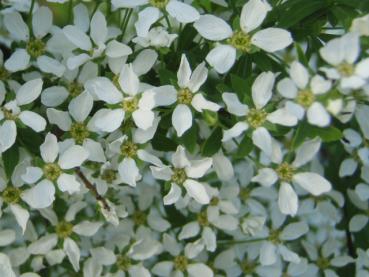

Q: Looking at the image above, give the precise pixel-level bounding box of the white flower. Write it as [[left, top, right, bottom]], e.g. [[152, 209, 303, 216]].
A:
[[0, 78, 45, 153], [319, 32, 369, 90], [222, 71, 297, 157], [86, 64, 156, 132], [194, 0, 293, 73], [150, 145, 212, 205], [133, 26, 178, 48], [252, 137, 331, 216], [277, 61, 332, 127], [4, 8, 65, 76], [21, 133, 89, 208], [153, 54, 220, 137]]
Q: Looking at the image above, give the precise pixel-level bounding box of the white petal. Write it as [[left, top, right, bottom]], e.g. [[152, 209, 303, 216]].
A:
[[85, 77, 123, 104], [172, 145, 191, 168], [21, 180, 55, 209], [187, 263, 213, 277], [59, 145, 89, 169], [57, 173, 81, 194], [278, 182, 298, 216], [46, 108, 72, 131], [119, 64, 139, 96], [292, 137, 321, 168], [194, 15, 232, 41], [267, 108, 298, 126], [240, 0, 271, 33], [68, 92, 93, 122], [0, 120, 17, 153], [132, 49, 158, 76], [356, 58, 369, 79], [0, 253, 16, 277], [292, 172, 331, 196], [185, 158, 212, 178], [132, 109, 154, 130], [278, 244, 301, 263], [307, 102, 330, 127], [137, 149, 163, 166], [252, 127, 272, 157], [21, 166, 43, 184], [206, 45, 236, 74], [67, 54, 91, 70], [105, 40, 132, 58], [4, 49, 30, 72], [342, 32, 360, 64], [4, 12, 29, 41], [152, 85, 177, 107], [64, 238, 80, 272], [32, 6, 52, 38], [83, 139, 106, 163], [172, 104, 192, 137], [135, 7, 160, 37], [212, 151, 234, 181], [10, 204, 30, 234], [90, 11, 107, 46], [277, 78, 298, 99], [177, 54, 191, 88], [16, 78, 43, 105], [280, 222, 309, 240], [40, 133, 59, 163], [63, 25, 92, 51], [0, 229, 15, 246], [183, 179, 210, 204], [167, 1, 200, 23], [319, 36, 344, 66], [311, 75, 331, 95], [349, 215, 369, 232], [112, 0, 147, 8], [118, 158, 141, 187], [164, 183, 182, 205], [222, 92, 247, 116], [37, 56, 65, 77], [92, 108, 125, 132], [252, 71, 275, 109], [252, 28, 293, 52], [178, 222, 200, 240], [260, 242, 277, 265], [73, 3, 90, 32], [19, 111, 46, 132], [251, 168, 278, 187], [41, 86, 69, 107], [73, 221, 103, 236], [28, 234, 58, 255], [290, 61, 309, 89], [191, 94, 220, 112], [222, 122, 248, 142]]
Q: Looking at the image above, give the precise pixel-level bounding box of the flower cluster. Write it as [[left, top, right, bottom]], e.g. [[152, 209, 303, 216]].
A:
[[0, 0, 368, 276]]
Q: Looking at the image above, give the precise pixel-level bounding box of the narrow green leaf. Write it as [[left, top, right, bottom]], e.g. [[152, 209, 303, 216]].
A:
[[202, 127, 222, 157], [2, 144, 19, 179]]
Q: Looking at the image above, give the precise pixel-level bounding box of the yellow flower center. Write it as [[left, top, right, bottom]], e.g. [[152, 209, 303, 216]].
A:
[[43, 163, 61, 182], [149, 0, 169, 8], [117, 255, 131, 271], [173, 255, 188, 272], [26, 39, 45, 58], [276, 162, 295, 182], [68, 82, 83, 98], [316, 257, 330, 270], [269, 229, 281, 244], [337, 62, 354, 77], [171, 168, 187, 185], [197, 211, 210, 227], [177, 88, 193, 105], [296, 89, 315, 108], [228, 31, 252, 53], [240, 260, 256, 274], [246, 108, 267, 128], [2, 186, 21, 204], [120, 141, 138, 158], [2, 108, 17, 120], [210, 197, 219, 206], [55, 221, 73, 239], [121, 97, 139, 113], [101, 169, 117, 184], [132, 211, 147, 226], [70, 122, 90, 144], [0, 67, 9, 80]]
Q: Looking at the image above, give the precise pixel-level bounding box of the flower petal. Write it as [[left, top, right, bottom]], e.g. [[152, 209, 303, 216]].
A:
[[4, 49, 30, 72], [135, 7, 160, 37], [164, 183, 182, 205], [252, 127, 272, 158], [167, 0, 200, 23], [85, 77, 123, 104], [194, 15, 233, 41], [185, 158, 212, 178], [252, 71, 275, 109], [222, 92, 248, 116], [91, 108, 125, 133], [63, 25, 92, 51], [58, 145, 89, 169], [307, 102, 330, 127], [252, 28, 293, 52], [278, 182, 298, 216], [206, 44, 236, 74], [172, 104, 192, 137], [222, 122, 248, 142], [21, 180, 55, 209], [0, 120, 17, 153], [32, 6, 52, 38], [240, 0, 271, 33], [183, 179, 210, 204], [191, 94, 220, 112], [118, 158, 141, 187], [57, 173, 81, 194], [90, 11, 107, 46], [19, 111, 46, 132], [292, 172, 331, 196], [64, 238, 80, 272], [290, 61, 309, 89], [16, 78, 43, 106]]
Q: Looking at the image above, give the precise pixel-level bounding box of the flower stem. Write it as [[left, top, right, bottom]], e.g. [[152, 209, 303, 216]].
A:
[[27, 0, 36, 33], [218, 237, 267, 245]]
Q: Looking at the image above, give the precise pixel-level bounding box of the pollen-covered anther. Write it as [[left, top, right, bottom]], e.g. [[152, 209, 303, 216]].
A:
[[120, 141, 138, 158], [55, 221, 73, 239], [2, 187, 21, 204], [246, 108, 267, 128], [117, 255, 131, 271], [68, 82, 83, 98], [228, 31, 252, 53], [177, 88, 193, 105], [101, 169, 117, 184], [70, 122, 90, 144], [149, 0, 169, 9], [26, 39, 45, 58], [173, 255, 189, 272], [171, 168, 187, 185], [276, 162, 295, 182], [121, 97, 139, 113], [43, 163, 62, 181], [337, 62, 355, 77], [296, 89, 315, 108], [197, 211, 209, 227]]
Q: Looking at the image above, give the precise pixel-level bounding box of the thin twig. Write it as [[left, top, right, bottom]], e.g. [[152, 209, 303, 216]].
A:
[[76, 168, 110, 211]]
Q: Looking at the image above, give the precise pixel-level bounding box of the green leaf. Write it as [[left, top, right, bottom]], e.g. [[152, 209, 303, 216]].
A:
[[202, 127, 222, 157], [234, 135, 253, 159], [2, 144, 19, 179], [17, 128, 43, 155], [312, 126, 343, 142], [230, 74, 252, 105], [180, 124, 198, 153], [151, 129, 177, 152]]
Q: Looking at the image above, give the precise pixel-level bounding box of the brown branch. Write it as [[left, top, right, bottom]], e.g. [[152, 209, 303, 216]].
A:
[[76, 168, 110, 211]]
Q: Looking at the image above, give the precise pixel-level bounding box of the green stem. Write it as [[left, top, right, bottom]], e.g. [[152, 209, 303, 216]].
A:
[[68, 0, 74, 24], [27, 0, 36, 34], [218, 237, 267, 245], [164, 13, 172, 32]]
